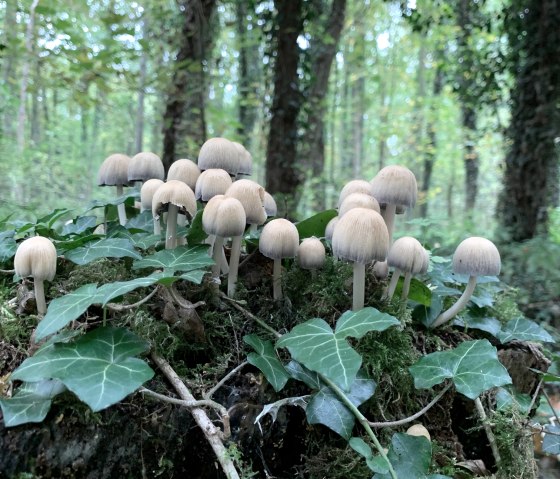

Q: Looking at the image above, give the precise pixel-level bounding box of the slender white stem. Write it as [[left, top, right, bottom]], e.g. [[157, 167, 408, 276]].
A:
[[227, 236, 242, 297], [353, 262, 365, 311], [382, 204, 396, 245], [401, 272, 412, 300], [206, 234, 215, 256], [385, 269, 401, 300], [166, 204, 178, 249], [273, 258, 282, 300], [432, 276, 477, 328], [176, 214, 186, 246], [249, 223, 258, 234], [220, 245, 229, 274], [116, 184, 127, 226], [212, 236, 225, 279], [153, 217, 161, 236], [34, 279, 46, 315]]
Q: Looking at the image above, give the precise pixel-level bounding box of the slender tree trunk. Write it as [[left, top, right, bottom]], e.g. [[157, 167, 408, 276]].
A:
[[265, 0, 305, 217], [378, 75, 388, 171], [31, 58, 41, 146], [341, 45, 352, 176], [2, 0, 18, 136], [135, 21, 148, 154], [351, 25, 365, 179]]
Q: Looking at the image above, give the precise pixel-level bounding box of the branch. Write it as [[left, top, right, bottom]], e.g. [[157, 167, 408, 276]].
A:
[[542, 386, 560, 424], [474, 396, 502, 468], [105, 286, 159, 311], [168, 284, 205, 309], [0, 268, 14, 274], [204, 361, 249, 400]]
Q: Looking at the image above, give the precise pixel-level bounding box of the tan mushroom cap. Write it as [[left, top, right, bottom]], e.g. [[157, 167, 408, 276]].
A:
[[452, 237, 501, 276], [98, 153, 131, 186], [406, 424, 431, 441], [152, 180, 197, 220], [387, 236, 427, 274], [14, 236, 57, 281], [202, 195, 225, 235], [141, 179, 164, 211], [263, 192, 277, 217], [339, 193, 380, 217], [128, 152, 165, 182], [325, 216, 339, 241], [226, 179, 267, 225], [332, 208, 389, 264], [233, 141, 253, 176], [338, 180, 375, 207], [298, 237, 326, 270], [198, 137, 240, 175], [259, 218, 299, 260], [203, 195, 246, 237], [195, 168, 233, 202], [370, 165, 418, 209], [167, 159, 201, 190]]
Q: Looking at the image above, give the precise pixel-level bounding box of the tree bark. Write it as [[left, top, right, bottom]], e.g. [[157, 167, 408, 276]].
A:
[[1, 0, 17, 137], [161, 0, 216, 171], [351, 26, 365, 179], [265, 0, 305, 217], [135, 21, 148, 154]]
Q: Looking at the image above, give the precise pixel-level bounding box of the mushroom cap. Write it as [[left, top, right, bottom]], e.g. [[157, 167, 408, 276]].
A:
[[128, 152, 165, 183], [167, 159, 201, 190], [406, 424, 431, 441], [98, 153, 131, 186], [339, 193, 380, 217], [452, 237, 501, 276], [226, 179, 267, 225], [202, 195, 225, 235], [152, 180, 197, 220], [263, 192, 277, 217], [298, 237, 326, 270], [338, 180, 375, 207], [203, 195, 246, 237], [14, 236, 57, 281], [325, 216, 339, 241], [141, 179, 164, 211], [370, 165, 418, 208], [233, 141, 253, 176], [387, 236, 427, 274], [198, 137, 240, 175], [332, 208, 389, 264], [259, 218, 300, 260], [195, 168, 233, 202]]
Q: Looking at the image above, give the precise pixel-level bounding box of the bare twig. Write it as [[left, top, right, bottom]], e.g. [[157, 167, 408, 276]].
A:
[[527, 379, 543, 413], [106, 286, 159, 311], [168, 284, 205, 309], [150, 352, 240, 479], [0, 268, 15, 274], [474, 396, 502, 468], [542, 387, 560, 424], [204, 361, 249, 400], [238, 249, 257, 270]]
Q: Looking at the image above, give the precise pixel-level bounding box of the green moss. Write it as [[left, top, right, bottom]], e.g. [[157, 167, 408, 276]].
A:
[[61, 258, 131, 292], [492, 287, 525, 323]]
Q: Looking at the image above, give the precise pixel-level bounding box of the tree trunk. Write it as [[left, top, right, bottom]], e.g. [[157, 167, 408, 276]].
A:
[[498, 0, 560, 241], [30, 58, 41, 146], [2, 0, 17, 137], [161, 0, 216, 171], [264, 0, 305, 217], [351, 25, 365, 179], [135, 21, 148, 154]]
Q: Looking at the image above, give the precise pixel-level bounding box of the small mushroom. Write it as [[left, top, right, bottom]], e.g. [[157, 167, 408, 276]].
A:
[[298, 237, 325, 278], [198, 138, 240, 176], [225, 179, 267, 233], [259, 218, 299, 300], [14, 236, 57, 315], [232, 142, 253, 177], [195, 168, 233, 202], [263, 192, 277, 217], [167, 159, 201, 190], [338, 192, 380, 217], [97, 153, 131, 226], [384, 236, 428, 300], [432, 237, 501, 328], [128, 152, 165, 184]]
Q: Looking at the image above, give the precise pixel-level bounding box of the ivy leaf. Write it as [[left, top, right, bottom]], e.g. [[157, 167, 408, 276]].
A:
[[244, 335, 290, 392], [35, 284, 101, 340], [61, 216, 98, 236], [84, 192, 139, 211], [349, 437, 390, 474], [394, 278, 432, 306], [179, 269, 207, 284], [285, 361, 321, 389], [55, 234, 101, 253], [374, 434, 438, 479], [186, 209, 207, 245], [498, 317, 554, 344], [542, 425, 560, 455], [453, 310, 502, 337], [409, 340, 511, 399], [96, 274, 162, 306], [64, 238, 141, 265], [0, 230, 17, 262], [295, 209, 337, 239], [12, 327, 154, 412], [133, 245, 214, 274], [495, 387, 532, 414], [125, 210, 154, 232], [335, 308, 400, 338], [412, 294, 443, 328], [131, 233, 161, 250]]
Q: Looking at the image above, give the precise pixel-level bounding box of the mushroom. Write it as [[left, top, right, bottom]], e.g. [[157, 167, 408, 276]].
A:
[[259, 218, 299, 300], [384, 236, 428, 300], [225, 179, 267, 233], [97, 153, 131, 226], [298, 237, 325, 278], [198, 137, 240, 176], [338, 192, 380, 218], [431, 237, 501, 328], [128, 152, 165, 184], [195, 168, 233, 202], [338, 179, 375, 208], [406, 424, 431, 441], [14, 236, 57, 315], [232, 142, 253, 177], [141, 179, 164, 235], [152, 180, 197, 249], [167, 159, 201, 190], [263, 192, 277, 217], [332, 208, 389, 311], [325, 216, 339, 242]]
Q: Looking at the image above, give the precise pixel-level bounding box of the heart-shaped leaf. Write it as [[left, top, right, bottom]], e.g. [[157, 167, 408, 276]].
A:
[[12, 327, 154, 412], [96, 273, 162, 306], [245, 335, 290, 392], [285, 361, 321, 390], [498, 317, 554, 344], [186, 209, 207, 245], [409, 339, 511, 399], [61, 216, 98, 236], [133, 245, 214, 274], [542, 425, 560, 455], [0, 230, 17, 262], [125, 210, 154, 233], [295, 209, 337, 239], [64, 238, 141, 265]]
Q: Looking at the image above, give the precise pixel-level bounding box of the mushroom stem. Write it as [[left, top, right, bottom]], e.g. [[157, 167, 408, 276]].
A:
[[34, 279, 47, 315], [432, 275, 477, 328], [116, 184, 127, 226], [166, 204, 179, 249], [176, 214, 187, 246], [249, 223, 258, 235], [154, 216, 161, 237], [353, 262, 366, 311], [227, 236, 242, 297], [385, 269, 401, 300], [381, 204, 396, 245], [273, 259, 282, 300], [212, 236, 225, 280], [401, 272, 412, 300], [220, 247, 229, 274]]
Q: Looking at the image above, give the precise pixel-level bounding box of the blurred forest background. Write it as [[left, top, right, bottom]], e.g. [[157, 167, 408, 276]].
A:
[[0, 0, 559, 319]]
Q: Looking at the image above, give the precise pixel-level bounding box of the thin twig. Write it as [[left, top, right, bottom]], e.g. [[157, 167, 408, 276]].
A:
[[0, 268, 15, 274], [474, 396, 502, 468], [140, 387, 228, 418], [542, 387, 560, 424], [238, 249, 257, 270], [204, 361, 249, 400], [368, 383, 452, 428], [168, 284, 205, 309], [150, 352, 240, 479], [527, 379, 543, 413], [106, 286, 159, 311]]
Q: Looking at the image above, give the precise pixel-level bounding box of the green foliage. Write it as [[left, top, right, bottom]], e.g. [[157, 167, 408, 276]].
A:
[[244, 334, 290, 392]]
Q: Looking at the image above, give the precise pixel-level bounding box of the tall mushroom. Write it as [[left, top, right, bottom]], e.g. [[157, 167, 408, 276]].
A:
[[338, 179, 375, 207], [167, 159, 201, 190], [263, 192, 277, 217], [338, 192, 380, 217], [384, 236, 428, 300], [232, 141, 253, 178], [141, 179, 164, 235], [259, 219, 300, 300], [198, 137, 240, 177], [195, 168, 233, 202], [128, 152, 165, 184], [14, 236, 57, 315], [225, 179, 267, 233], [97, 153, 131, 226], [431, 237, 501, 328], [332, 208, 389, 311]]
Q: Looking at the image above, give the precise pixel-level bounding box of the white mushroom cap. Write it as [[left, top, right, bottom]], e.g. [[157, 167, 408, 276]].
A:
[[195, 168, 233, 202], [198, 137, 240, 175], [325, 216, 339, 241], [226, 179, 267, 225], [339, 193, 380, 217], [338, 180, 375, 207], [406, 424, 431, 441], [263, 192, 277, 217], [370, 165, 418, 209], [202, 195, 225, 235], [14, 236, 57, 281], [203, 195, 246, 237], [387, 236, 426, 274], [233, 141, 253, 176], [152, 180, 197, 220], [332, 208, 389, 264], [298, 237, 326, 270], [452, 237, 501, 276], [167, 159, 201, 190], [98, 153, 131, 186], [259, 218, 299, 260], [141, 179, 164, 211], [128, 152, 165, 182]]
